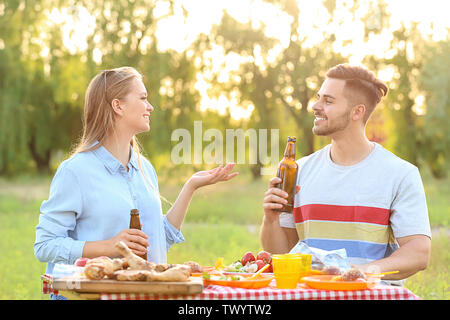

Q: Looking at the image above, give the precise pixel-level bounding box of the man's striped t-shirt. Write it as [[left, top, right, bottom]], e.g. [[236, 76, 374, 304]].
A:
[[280, 143, 431, 265]]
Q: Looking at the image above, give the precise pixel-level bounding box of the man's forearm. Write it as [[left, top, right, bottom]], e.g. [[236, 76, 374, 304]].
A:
[[260, 215, 291, 254], [352, 236, 431, 280]]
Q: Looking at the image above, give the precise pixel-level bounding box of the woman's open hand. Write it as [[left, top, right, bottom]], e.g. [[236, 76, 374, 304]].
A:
[[186, 163, 238, 191]]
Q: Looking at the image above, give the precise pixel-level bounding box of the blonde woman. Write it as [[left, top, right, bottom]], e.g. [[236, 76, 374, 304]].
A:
[[34, 67, 238, 285]]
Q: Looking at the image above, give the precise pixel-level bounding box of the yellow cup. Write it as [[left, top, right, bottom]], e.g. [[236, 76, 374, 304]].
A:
[[272, 254, 302, 289], [296, 254, 312, 283]]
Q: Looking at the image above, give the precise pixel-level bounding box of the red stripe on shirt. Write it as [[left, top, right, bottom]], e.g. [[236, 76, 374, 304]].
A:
[[293, 204, 390, 225]]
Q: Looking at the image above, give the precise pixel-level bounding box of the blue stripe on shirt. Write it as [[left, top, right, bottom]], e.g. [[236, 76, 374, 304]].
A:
[[303, 238, 388, 261]]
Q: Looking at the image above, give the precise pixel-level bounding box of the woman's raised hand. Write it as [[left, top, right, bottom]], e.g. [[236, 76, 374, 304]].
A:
[[186, 163, 239, 190]]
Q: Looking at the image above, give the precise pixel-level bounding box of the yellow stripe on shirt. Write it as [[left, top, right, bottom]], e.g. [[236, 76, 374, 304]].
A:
[[296, 220, 390, 244]]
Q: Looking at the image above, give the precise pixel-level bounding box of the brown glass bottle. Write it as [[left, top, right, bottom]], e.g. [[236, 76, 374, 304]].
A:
[[275, 136, 298, 213], [129, 209, 147, 260]]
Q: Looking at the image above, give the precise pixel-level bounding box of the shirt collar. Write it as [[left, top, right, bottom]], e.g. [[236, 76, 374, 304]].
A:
[[128, 147, 139, 171], [92, 141, 139, 174]]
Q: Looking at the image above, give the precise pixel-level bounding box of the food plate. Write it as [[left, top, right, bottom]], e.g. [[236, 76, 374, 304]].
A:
[[308, 270, 322, 276], [301, 275, 380, 291], [191, 266, 218, 277], [203, 274, 274, 289], [223, 270, 320, 276], [223, 271, 274, 276]]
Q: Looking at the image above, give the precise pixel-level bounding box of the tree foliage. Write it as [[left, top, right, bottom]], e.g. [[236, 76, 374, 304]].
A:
[[0, 0, 448, 179], [418, 40, 450, 178]]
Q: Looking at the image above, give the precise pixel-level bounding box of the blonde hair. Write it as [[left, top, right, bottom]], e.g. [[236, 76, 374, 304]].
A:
[[72, 66, 173, 206], [72, 67, 140, 155]]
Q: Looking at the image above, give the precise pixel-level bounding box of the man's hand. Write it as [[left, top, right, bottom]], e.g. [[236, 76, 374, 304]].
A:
[[260, 177, 300, 254], [263, 177, 300, 218]]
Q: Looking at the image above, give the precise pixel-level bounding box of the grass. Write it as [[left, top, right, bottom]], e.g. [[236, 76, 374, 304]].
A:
[[160, 173, 267, 225], [167, 223, 261, 265], [404, 230, 449, 300], [0, 196, 47, 299], [419, 165, 450, 227], [0, 164, 448, 300]]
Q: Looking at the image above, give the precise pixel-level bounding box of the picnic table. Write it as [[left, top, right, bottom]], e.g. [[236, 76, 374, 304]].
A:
[[41, 274, 420, 300]]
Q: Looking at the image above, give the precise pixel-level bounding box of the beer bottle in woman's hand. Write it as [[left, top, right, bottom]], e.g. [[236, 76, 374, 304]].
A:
[[129, 209, 147, 260]]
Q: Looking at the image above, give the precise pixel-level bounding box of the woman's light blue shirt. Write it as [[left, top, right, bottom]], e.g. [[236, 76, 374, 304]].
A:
[[34, 143, 184, 274]]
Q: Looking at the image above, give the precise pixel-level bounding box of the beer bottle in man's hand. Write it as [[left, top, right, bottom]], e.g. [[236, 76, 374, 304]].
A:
[[129, 209, 147, 260], [275, 136, 298, 213]]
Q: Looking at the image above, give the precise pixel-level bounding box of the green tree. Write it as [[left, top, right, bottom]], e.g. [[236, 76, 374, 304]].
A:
[[68, 0, 202, 172], [194, 0, 346, 180], [0, 0, 57, 174], [383, 24, 423, 166], [0, 0, 203, 174], [418, 39, 450, 178]]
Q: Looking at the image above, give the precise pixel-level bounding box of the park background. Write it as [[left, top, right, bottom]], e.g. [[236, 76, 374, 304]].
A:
[[0, 0, 448, 299]]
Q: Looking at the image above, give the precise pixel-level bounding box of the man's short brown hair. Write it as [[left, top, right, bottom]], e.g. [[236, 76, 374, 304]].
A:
[[326, 64, 388, 122]]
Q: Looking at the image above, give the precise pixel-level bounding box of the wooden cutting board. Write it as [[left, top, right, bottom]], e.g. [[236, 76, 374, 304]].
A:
[[53, 276, 203, 295]]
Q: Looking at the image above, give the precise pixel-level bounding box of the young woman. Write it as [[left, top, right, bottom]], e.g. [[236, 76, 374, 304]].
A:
[[34, 67, 238, 280]]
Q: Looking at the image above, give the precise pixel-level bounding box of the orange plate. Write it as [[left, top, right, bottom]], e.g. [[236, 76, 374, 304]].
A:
[[202, 266, 215, 272], [203, 274, 274, 289], [302, 275, 380, 291], [308, 270, 322, 276], [191, 266, 218, 277]]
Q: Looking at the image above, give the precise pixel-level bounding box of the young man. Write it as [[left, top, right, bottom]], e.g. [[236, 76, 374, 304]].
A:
[[260, 64, 431, 282]]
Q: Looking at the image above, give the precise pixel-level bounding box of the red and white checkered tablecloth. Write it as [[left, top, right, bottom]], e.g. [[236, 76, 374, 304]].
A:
[[41, 275, 420, 300], [42, 275, 57, 295]]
